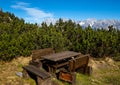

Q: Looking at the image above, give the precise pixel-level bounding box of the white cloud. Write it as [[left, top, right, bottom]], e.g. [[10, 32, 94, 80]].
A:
[[24, 8, 53, 18], [11, 2, 53, 23], [11, 2, 30, 10]]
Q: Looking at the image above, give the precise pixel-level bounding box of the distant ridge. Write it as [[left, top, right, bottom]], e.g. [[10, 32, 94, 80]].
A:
[[77, 19, 120, 29], [43, 18, 120, 29]]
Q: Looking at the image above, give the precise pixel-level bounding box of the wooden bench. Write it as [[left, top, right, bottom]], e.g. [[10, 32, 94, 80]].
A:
[[30, 48, 55, 68], [69, 54, 90, 73], [23, 65, 51, 85], [32, 48, 55, 61]]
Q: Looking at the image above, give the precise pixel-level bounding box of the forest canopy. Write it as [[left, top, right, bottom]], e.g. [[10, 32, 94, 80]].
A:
[[0, 11, 120, 61]]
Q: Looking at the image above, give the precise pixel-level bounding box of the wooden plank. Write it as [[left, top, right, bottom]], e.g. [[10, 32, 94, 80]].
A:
[[53, 62, 69, 68], [72, 54, 89, 74], [59, 71, 72, 83], [74, 54, 89, 69], [75, 57, 87, 69], [59, 71, 76, 85], [41, 51, 81, 62], [23, 65, 50, 79], [69, 60, 75, 72]]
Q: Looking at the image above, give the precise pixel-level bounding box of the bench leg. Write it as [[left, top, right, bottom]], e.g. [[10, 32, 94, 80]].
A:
[[37, 77, 51, 85], [72, 72, 76, 85], [37, 77, 42, 85], [23, 69, 30, 79], [83, 65, 88, 74], [87, 66, 92, 76]]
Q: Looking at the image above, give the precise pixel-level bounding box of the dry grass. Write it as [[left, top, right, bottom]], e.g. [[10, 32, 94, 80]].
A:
[[0, 56, 36, 85], [88, 57, 120, 85], [0, 56, 120, 85]]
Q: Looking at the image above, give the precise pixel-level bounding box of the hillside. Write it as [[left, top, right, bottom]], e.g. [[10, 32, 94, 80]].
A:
[[0, 10, 120, 85]]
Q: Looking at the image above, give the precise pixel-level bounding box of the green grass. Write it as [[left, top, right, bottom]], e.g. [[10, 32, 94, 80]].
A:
[[50, 69, 120, 85], [52, 78, 64, 85], [104, 75, 120, 85], [24, 78, 36, 85], [76, 73, 91, 85], [101, 68, 120, 85]]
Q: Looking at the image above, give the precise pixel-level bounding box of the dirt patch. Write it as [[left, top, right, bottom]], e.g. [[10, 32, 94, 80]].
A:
[[88, 57, 119, 71]]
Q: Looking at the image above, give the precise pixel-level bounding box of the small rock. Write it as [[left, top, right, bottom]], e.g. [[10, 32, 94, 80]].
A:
[[16, 72, 23, 77]]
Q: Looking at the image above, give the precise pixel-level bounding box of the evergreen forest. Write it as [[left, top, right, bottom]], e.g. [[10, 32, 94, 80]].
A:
[[0, 11, 120, 61]]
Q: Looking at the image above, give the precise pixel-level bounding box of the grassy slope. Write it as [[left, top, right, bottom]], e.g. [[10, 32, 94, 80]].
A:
[[0, 57, 120, 85], [72, 57, 120, 85], [0, 56, 36, 85]]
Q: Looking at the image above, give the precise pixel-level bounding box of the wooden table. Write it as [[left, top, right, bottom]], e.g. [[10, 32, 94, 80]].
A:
[[41, 51, 81, 73], [41, 51, 81, 62]]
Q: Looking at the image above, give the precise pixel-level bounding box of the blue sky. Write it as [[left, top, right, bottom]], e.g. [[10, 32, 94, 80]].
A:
[[0, 0, 120, 23]]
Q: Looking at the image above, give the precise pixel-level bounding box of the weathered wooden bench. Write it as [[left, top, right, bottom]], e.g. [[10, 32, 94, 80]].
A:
[[32, 48, 55, 61], [30, 48, 55, 68], [23, 65, 51, 85], [74, 54, 89, 73], [69, 54, 90, 73]]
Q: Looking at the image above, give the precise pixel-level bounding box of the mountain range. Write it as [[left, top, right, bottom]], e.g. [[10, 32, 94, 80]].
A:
[[44, 18, 120, 29], [78, 19, 120, 29]]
